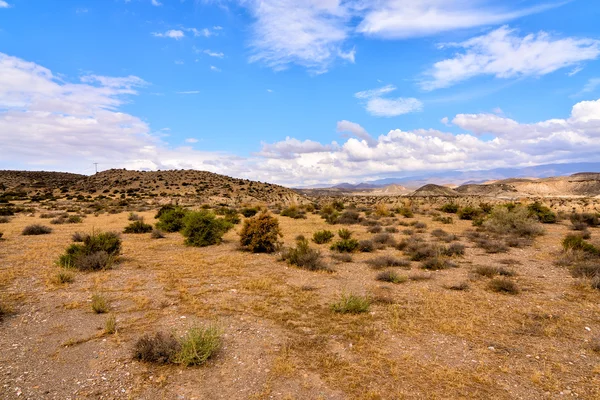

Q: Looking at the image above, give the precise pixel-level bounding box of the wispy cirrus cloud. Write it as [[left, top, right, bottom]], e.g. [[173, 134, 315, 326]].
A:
[[356, 0, 561, 39], [204, 50, 224, 58], [0, 1, 11, 8], [238, 0, 564, 74], [421, 26, 600, 90], [244, 0, 354, 73], [355, 85, 423, 117]]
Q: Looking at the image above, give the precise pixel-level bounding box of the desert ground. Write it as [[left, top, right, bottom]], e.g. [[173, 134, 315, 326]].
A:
[[1, 195, 599, 400]]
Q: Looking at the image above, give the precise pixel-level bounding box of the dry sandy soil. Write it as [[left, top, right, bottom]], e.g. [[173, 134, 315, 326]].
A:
[[1, 206, 600, 399]]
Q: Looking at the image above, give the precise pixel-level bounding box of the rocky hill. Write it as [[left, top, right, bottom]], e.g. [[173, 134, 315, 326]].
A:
[[0, 170, 85, 193], [0, 169, 307, 205], [410, 184, 458, 197]]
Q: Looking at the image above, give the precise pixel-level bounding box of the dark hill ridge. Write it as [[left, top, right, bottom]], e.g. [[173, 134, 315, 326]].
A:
[[0, 170, 85, 192], [0, 169, 307, 205], [411, 184, 458, 197]]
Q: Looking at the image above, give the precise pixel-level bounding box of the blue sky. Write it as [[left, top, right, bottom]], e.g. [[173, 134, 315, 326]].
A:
[[1, 0, 600, 185]]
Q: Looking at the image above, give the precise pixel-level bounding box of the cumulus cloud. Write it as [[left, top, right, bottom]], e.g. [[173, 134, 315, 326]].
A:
[[4, 51, 600, 186], [152, 30, 185, 40], [422, 26, 600, 90], [355, 84, 423, 117], [0, 1, 10, 8]]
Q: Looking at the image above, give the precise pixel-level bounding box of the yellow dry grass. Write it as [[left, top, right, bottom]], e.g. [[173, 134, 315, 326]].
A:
[[0, 204, 599, 399]]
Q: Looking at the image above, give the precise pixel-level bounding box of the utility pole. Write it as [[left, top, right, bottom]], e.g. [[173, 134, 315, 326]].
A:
[[94, 163, 98, 174]]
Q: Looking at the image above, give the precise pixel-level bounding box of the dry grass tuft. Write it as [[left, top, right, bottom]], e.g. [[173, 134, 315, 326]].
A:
[[488, 278, 519, 294], [331, 293, 370, 314]]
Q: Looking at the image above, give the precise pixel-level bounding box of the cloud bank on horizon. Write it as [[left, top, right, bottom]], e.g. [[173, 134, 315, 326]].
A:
[[1, 0, 600, 186]]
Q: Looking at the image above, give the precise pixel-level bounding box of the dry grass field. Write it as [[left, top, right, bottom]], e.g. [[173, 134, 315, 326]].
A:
[[1, 201, 600, 399]]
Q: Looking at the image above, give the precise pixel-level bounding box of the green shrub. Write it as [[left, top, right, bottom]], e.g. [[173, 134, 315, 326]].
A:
[[239, 212, 282, 253], [241, 207, 259, 218], [155, 206, 188, 232], [396, 207, 414, 218], [22, 224, 52, 235], [440, 203, 459, 213], [123, 219, 153, 234], [457, 206, 480, 220], [528, 202, 557, 224], [181, 211, 232, 247], [330, 238, 359, 253], [338, 228, 352, 240], [281, 205, 306, 219], [172, 325, 222, 366], [58, 231, 121, 271], [331, 293, 370, 314], [312, 230, 334, 244], [562, 234, 599, 255], [376, 270, 408, 284], [281, 237, 330, 271], [483, 206, 544, 237]]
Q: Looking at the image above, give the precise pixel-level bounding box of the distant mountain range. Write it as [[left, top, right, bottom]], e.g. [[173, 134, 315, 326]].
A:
[[304, 162, 600, 190]]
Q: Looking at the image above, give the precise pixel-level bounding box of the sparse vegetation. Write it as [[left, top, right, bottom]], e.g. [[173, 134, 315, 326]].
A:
[[331, 293, 370, 314], [58, 231, 121, 271], [376, 270, 408, 284], [151, 229, 166, 239], [239, 212, 282, 253], [22, 224, 52, 235], [488, 278, 519, 294], [312, 230, 334, 244], [181, 211, 233, 247], [281, 237, 330, 271], [172, 325, 223, 366], [155, 205, 188, 232], [367, 255, 411, 269], [91, 294, 109, 313], [123, 219, 153, 234]]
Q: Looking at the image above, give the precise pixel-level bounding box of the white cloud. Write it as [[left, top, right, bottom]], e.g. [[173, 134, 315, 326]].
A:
[[257, 137, 338, 159], [336, 120, 377, 147], [243, 0, 353, 73], [0, 1, 10, 8], [185, 138, 199, 143], [573, 78, 600, 97], [176, 90, 200, 94], [422, 26, 600, 90], [4, 51, 600, 186], [355, 85, 423, 117], [151, 0, 162, 6], [210, 65, 221, 72], [187, 27, 216, 37], [357, 0, 558, 39], [440, 117, 450, 126], [204, 50, 224, 58], [152, 30, 185, 40]]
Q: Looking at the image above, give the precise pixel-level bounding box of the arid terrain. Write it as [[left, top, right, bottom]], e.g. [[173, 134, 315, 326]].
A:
[[1, 170, 600, 399]]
